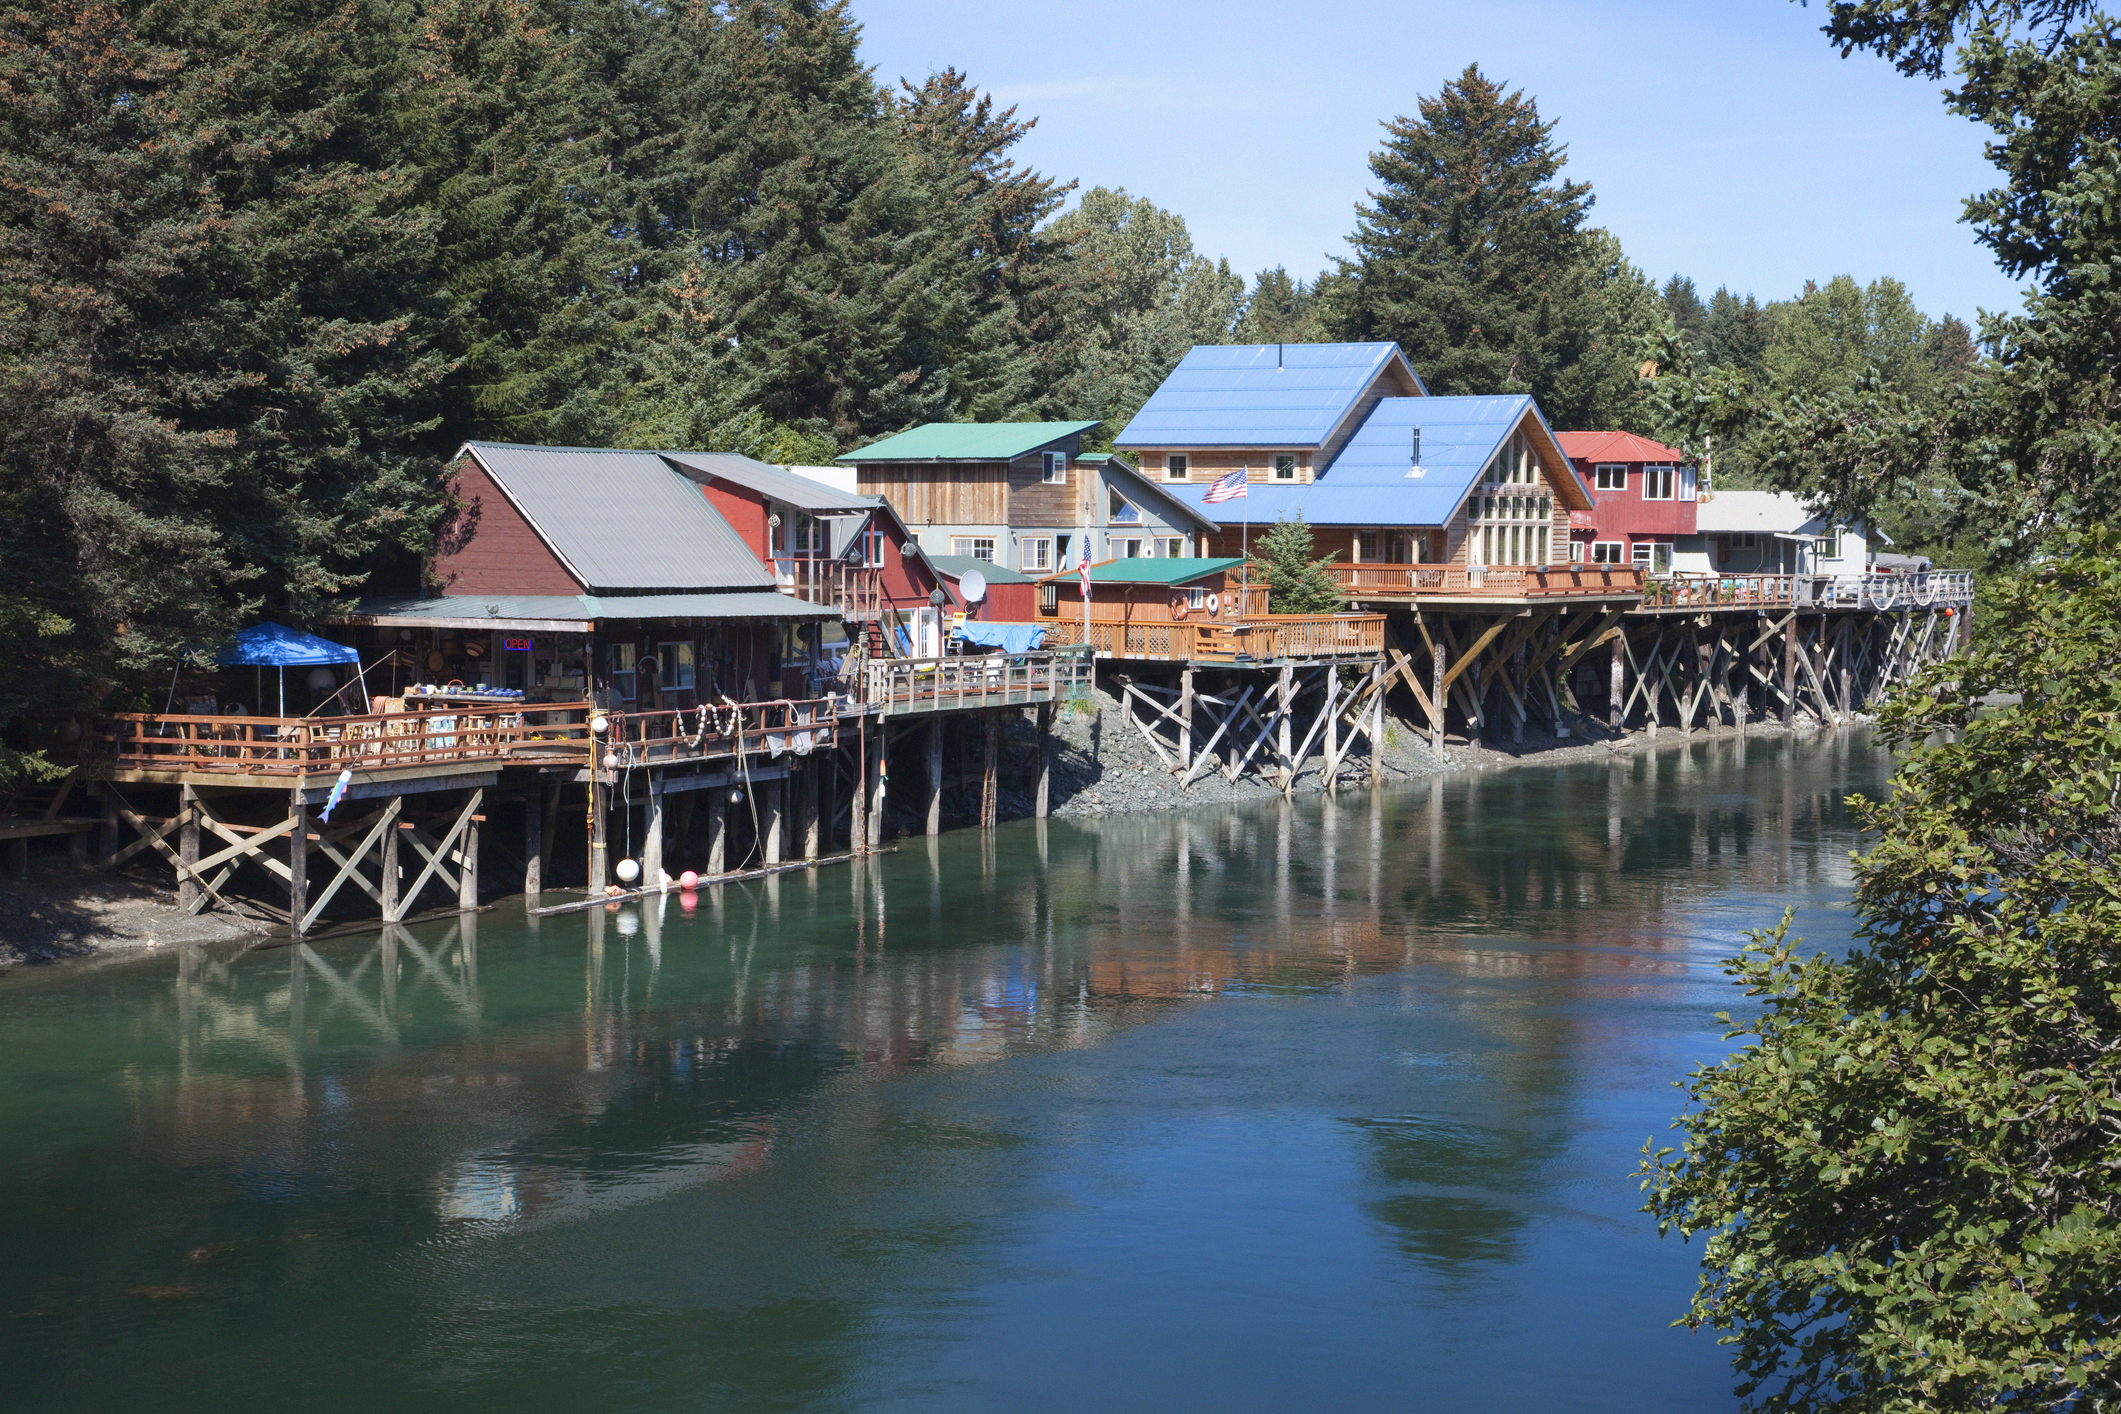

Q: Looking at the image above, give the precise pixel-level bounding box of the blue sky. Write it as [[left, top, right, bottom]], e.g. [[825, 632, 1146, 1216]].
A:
[[853, 0, 2025, 325]]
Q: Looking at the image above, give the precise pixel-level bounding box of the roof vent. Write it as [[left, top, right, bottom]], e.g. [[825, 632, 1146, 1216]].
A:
[[1404, 427, 1425, 479]]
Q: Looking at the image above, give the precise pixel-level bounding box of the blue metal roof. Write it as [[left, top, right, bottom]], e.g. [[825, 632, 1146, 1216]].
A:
[[1113, 342, 1424, 449], [1160, 396, 1534, 528]]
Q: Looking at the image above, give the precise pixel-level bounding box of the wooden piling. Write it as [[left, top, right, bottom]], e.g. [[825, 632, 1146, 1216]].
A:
[[588, 761, 608, 890], [458, 802, 480, 912], [1035, 704, 1052, 820], [763, 774, 784, 865], [926, 718, 943, 837], [288, 791, 309, 939], [981, 712, 999, 829], [1178, 669, 1195, 767], [1609, 634, 1624, 734], [381, 808, 401, 922], [644, 769, 666, 883], [1782, 616, 1798, 726], [523, 785, 542, 896], [706, 790, 727, 875]]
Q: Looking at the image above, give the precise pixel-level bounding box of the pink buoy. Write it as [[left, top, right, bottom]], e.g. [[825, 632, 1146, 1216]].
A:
[[679, 870, 699, 889]]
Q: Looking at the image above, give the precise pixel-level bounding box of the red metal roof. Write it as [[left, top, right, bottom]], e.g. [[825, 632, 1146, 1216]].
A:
[[1554, 430, 1689, 464]]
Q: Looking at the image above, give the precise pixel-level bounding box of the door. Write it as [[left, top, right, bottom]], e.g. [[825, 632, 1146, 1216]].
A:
[[913, 606, 940, 659]]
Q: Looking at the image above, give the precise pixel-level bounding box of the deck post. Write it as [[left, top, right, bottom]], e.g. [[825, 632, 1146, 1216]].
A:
[[1782, 616, 1798, 726], [523, 785, 542, 896], [1035, 704, 1052, 819], [866, 721, 887, 850], [763, 774, 784, 865], [178, 785, 201, 910], [1609, 633, 1624, 734], [926, 717, 943, 836], [706, 790, 727, 875], [1277, 665, 1295, 791], [644, 769, 666, 883], [288, 790, 309, 939], [588, 760, 609, 890], [1178, 669, 1194, 767], [981, 711, 1000, 829], [458, 800, 480, 912], [381, 808, 401, 922]]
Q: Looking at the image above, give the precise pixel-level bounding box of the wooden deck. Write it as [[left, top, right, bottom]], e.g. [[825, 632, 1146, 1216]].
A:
[[1631, 570, 1977, 614], [1042, 613, 1385, 665], [863, 650, 1092, 717], [1326, 564, 1646, 602], [95, 702, 596, 779]]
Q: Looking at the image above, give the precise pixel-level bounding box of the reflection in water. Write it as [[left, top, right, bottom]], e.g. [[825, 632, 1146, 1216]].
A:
[[0, 731, 1882, 1414]]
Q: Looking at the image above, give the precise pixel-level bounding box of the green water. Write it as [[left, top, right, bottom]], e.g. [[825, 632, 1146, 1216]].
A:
[[0, 730, 1888, 1412]]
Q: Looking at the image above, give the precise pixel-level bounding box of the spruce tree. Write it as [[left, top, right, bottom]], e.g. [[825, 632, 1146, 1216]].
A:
[[1233, 266, 1323, 344], [1248, 516, 1344, 616], [1321, 65, 1599, 409]]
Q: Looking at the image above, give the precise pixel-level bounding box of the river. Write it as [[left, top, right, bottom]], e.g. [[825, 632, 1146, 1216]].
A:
[[0, 729, 1889, 1413]]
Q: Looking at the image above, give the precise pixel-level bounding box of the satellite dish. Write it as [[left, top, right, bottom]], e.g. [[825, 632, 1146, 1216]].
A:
[[960, 568, 987, 603]]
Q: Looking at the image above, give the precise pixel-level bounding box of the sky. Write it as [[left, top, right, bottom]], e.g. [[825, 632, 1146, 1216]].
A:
[[851, 0, 2026, 325]]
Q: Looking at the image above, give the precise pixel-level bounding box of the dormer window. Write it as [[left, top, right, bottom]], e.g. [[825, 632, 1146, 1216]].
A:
[[1273, 454, 1298, 481], [1041, 451, 1067, 485], [1165, 453, 1188, 482], [1109, 488, 1141, 524]]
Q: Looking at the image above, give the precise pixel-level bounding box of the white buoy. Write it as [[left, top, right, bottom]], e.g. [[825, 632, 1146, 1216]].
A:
[[615, 857, 640, 884], [603, 751, 620, 769], [591, 715, 610, 735]]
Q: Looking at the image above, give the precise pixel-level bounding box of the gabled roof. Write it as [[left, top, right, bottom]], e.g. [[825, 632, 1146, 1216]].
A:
[[662, 451, 876, 511], [1038, 557, 1246, 587], [1158, 396, 1583, 528], [835, 421, 1100, 463], [1099, 456, 1219, 534], [1114, 342, 1425, 449], [1555, 430, 1690, 464], [461, 442, 773, 594], [925, 554, 1033, 585]]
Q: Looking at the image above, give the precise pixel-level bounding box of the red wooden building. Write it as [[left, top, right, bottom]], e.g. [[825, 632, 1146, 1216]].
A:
[[1553, 431, 1698, 575]]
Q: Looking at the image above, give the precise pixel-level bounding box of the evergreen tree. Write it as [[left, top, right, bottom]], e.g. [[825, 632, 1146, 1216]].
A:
[[1046, 186, 1243, 444], [1247, 515, 1344, 615], [1320, 65, 1598, 407], [1661, 275, 1707, 343], [1233, 266, 1323, 344], [1701, 287, 1769, 374]]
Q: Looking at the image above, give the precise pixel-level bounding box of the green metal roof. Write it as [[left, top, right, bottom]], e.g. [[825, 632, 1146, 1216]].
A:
[[836, 421, 1100, 463], [923, 554, 1034, 584], [1040, 557, 1247, 587]]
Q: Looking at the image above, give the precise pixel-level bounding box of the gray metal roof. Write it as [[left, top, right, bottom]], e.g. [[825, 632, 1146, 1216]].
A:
[[463, 442, 774, 593], [339, 591, 834, 628], [661, 452, 877, 512]]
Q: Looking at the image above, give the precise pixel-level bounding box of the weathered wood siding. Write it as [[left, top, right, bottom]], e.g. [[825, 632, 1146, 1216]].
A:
[[432, 455, 584, 595], [856, 462, 1007, 526], [1007, 456, 1075, 526]]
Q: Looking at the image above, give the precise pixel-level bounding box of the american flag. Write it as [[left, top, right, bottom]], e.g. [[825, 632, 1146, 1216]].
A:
[[1203, 468, 1249, 504], [1079, 552, 1091, 599]]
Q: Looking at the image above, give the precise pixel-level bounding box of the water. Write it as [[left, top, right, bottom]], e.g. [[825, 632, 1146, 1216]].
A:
[[0, 730, 1889, 1413]]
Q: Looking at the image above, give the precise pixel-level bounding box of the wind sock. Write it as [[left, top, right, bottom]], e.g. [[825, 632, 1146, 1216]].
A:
[[321, 768, 352, 822]]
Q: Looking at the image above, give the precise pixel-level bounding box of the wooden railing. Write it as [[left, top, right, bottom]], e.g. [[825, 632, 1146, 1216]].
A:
[[774, 558, 884, 620], [599, 697, 839, 766], [1637, 570, 1975, 612], [1324, 564, 1647, 598], [95, 702, 596, 774], [1044, 613, 1385, 663], [864, 649, 1093, 716]]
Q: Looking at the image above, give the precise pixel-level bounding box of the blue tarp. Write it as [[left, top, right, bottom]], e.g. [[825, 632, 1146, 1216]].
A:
[[955, 622, 1047, 653], [214, 623, 360, 668]]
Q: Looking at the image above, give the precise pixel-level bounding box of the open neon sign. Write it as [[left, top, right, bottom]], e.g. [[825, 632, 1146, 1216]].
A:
[[502, 637, 534, 652]]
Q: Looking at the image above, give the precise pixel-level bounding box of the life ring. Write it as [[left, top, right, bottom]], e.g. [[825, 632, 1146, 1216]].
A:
[[1205, 592, 1220, 616], [1169, 593, 1189, 620]]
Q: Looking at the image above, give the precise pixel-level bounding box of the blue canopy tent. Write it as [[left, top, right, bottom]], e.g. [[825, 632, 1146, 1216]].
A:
[[209, 623, 364, 717]]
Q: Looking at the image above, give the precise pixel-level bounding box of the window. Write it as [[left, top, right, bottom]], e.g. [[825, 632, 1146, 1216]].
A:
[[1815, 529, 1842, 561], [1109, 489, 1141, 524], [1165, 453, 1188, 482], [1591, 541, 1625, 564], [1466, 497, 1482, 522], [609, 643, 637, 702], [658, 642, 696, 691], [1358, 530, 1381, 561], [1055, 534, 1072, 568], [1678, 465, 1698, 502], [1021, 537, 1053, 572], [780, 511, 821, 554], [1538, 496, 1551, 521], [1041, 451, 1067, 485], [1595, 464, 1627, 492], [1155, 536, 1184, 558], [1186, 587, 1207, 610], [1039, 583, 1059, 614], [1111, 536, 1144, 558], [1536, 527, 1548, 564], [1272, 453, 1298, 481], [861, 528, 888, 568], [1632, 541, 1673, 574], [950, 537, 995, 561], [1569, 539, 1585, 563], [1643, 464, 1676, 500], [1733, 532, 1757, 549]]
